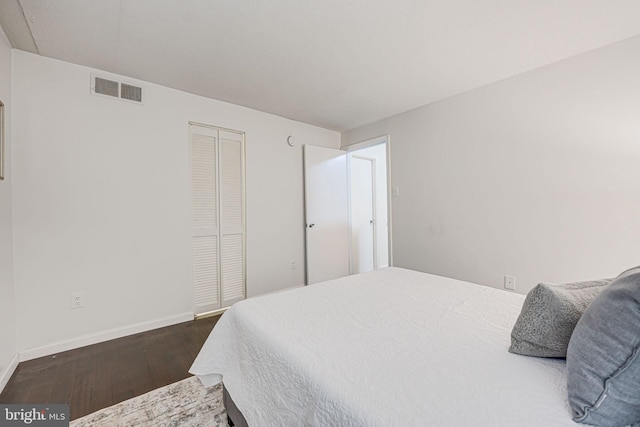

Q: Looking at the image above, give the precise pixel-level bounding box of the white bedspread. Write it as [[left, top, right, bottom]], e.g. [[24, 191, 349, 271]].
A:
[[190, 267, 576, 426]]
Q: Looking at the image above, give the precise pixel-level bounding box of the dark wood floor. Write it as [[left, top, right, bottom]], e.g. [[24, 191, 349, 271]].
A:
[[0, 315, 219, 420]]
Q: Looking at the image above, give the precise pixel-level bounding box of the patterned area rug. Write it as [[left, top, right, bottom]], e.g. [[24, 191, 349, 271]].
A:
[[70, 376, 227, 427]]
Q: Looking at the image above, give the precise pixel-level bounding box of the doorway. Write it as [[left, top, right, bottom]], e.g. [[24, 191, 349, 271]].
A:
[[347, 136, 391, 273], [303, 136, 391, 284]]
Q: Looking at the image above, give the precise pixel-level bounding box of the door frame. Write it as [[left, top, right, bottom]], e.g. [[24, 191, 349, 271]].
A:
[[189, 121, 247, 316], [344, 135, 393, 269]]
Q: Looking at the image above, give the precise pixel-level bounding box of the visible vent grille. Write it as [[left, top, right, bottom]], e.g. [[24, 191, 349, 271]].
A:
[[121, 83, 142, 102], [94, 77, 119, 97], [91, 74, 144, 104]]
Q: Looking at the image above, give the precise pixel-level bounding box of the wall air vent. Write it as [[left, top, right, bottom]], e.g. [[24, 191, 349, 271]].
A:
[[91, 74, 144, 105], [120, 83, 143, 102], [94, 77, 119, 97]]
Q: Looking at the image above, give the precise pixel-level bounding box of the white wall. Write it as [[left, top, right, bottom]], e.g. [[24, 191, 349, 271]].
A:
[[12, 51, 339, 354], [343, 35, 640, 294], [0, 29, 17, 389]]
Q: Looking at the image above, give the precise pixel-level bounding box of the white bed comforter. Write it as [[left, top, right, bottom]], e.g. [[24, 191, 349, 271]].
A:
[[190, 267, 576, 426]]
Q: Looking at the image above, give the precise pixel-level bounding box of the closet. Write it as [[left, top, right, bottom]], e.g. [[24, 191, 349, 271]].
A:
[[190, 123, 246, 315]]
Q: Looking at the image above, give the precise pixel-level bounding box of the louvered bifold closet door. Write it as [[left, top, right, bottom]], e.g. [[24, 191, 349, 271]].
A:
[[190, 124, 246, 316], [219, 130, 246, 307], [191, 125, 220, 314]]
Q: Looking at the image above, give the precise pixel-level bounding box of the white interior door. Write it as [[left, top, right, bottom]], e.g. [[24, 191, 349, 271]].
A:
[[218, 130, 246, 308], [304, 145, 350, 285], [191, 125, 220, 314], [350, 156, 376, 273]]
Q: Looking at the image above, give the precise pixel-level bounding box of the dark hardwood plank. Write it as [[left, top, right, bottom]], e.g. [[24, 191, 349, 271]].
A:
[[0, 315, 219, 420]]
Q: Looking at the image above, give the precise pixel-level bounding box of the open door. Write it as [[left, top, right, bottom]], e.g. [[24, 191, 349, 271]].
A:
[[304, 145, 350, 285]]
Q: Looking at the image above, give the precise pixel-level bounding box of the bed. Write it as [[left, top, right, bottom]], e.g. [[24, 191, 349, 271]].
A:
[[190, 267, 576, 426]]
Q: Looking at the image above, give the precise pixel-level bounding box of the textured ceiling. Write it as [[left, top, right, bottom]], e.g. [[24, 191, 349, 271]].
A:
[[2, 0, 640, 131]]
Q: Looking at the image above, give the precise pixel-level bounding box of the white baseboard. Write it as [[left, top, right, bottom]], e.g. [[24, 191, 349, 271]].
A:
[[19, 312, 194, 362], [0, 353, 19, 394]]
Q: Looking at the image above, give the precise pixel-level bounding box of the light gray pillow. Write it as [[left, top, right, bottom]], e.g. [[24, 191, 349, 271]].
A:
[[566, 266, 640, 426], [509, 278, 612, 358]]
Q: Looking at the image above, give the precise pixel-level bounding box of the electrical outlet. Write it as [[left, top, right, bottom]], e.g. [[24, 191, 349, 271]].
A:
[[290, 259, 296, 270], [71, 292, 85, 309], [504, 275, 516, 291]]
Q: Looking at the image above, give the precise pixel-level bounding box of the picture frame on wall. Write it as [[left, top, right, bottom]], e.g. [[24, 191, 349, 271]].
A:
[[0, 100, 4, 181]]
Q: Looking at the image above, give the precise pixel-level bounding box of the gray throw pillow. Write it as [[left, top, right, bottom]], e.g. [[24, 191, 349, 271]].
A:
[[566, 266, 640, 426], [509, 279, 612, 358]]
